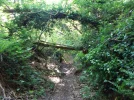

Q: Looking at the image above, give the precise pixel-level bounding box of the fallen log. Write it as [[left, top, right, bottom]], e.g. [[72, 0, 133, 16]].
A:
[[34, 42, 83, 51]]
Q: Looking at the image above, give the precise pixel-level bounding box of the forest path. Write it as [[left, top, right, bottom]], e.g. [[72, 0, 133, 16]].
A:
[[40, 54, 83, 100]]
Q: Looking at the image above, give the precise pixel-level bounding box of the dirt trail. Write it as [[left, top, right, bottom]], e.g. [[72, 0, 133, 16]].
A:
[[41, 54, 83, 100]]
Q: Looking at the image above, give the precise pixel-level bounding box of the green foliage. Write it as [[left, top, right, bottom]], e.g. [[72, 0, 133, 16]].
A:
[[0, 39, 13, 53], [0, 36, 53, 98], [75, 0, 134, 99], [0, 9, 53, 99], [0, 0, 5, 5], [1, 0, 134, 99]]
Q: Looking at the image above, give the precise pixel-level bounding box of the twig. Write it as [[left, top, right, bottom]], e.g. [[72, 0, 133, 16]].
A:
[[0, 54, 3, 62], [72, 23, 82, 34], [0, 83, 6, 98], [0, 83, 12, 100], [2, 2, 16, 17]]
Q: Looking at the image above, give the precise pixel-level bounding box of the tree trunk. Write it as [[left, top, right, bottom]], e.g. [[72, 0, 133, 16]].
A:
[[34, 42, 83, 51]]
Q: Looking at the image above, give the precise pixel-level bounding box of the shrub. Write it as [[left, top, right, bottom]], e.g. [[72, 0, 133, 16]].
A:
[[75, 0, 134, 99]]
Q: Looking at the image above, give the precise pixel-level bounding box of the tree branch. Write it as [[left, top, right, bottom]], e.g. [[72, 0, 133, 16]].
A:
[[3, 9, 100, 27]]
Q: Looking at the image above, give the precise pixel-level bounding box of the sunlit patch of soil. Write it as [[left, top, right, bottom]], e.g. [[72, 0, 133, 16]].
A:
[[48, 76, 61, 84]]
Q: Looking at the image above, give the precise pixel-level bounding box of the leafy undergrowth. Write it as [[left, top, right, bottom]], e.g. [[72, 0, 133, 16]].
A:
[[0, 36, 54, 99], [75, 0, 134, 100]]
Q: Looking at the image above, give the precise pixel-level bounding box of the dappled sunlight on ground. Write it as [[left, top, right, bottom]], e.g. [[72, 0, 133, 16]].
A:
[[47, 63, 58, 70], [48, 76, 61, 84], [32, 54, 82, 100], [65, 67, 75, 75], [42, 61, 82, 100]]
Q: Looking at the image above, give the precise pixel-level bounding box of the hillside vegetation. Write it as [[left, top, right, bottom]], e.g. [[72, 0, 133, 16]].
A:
[[0, 0, 134, 100]]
